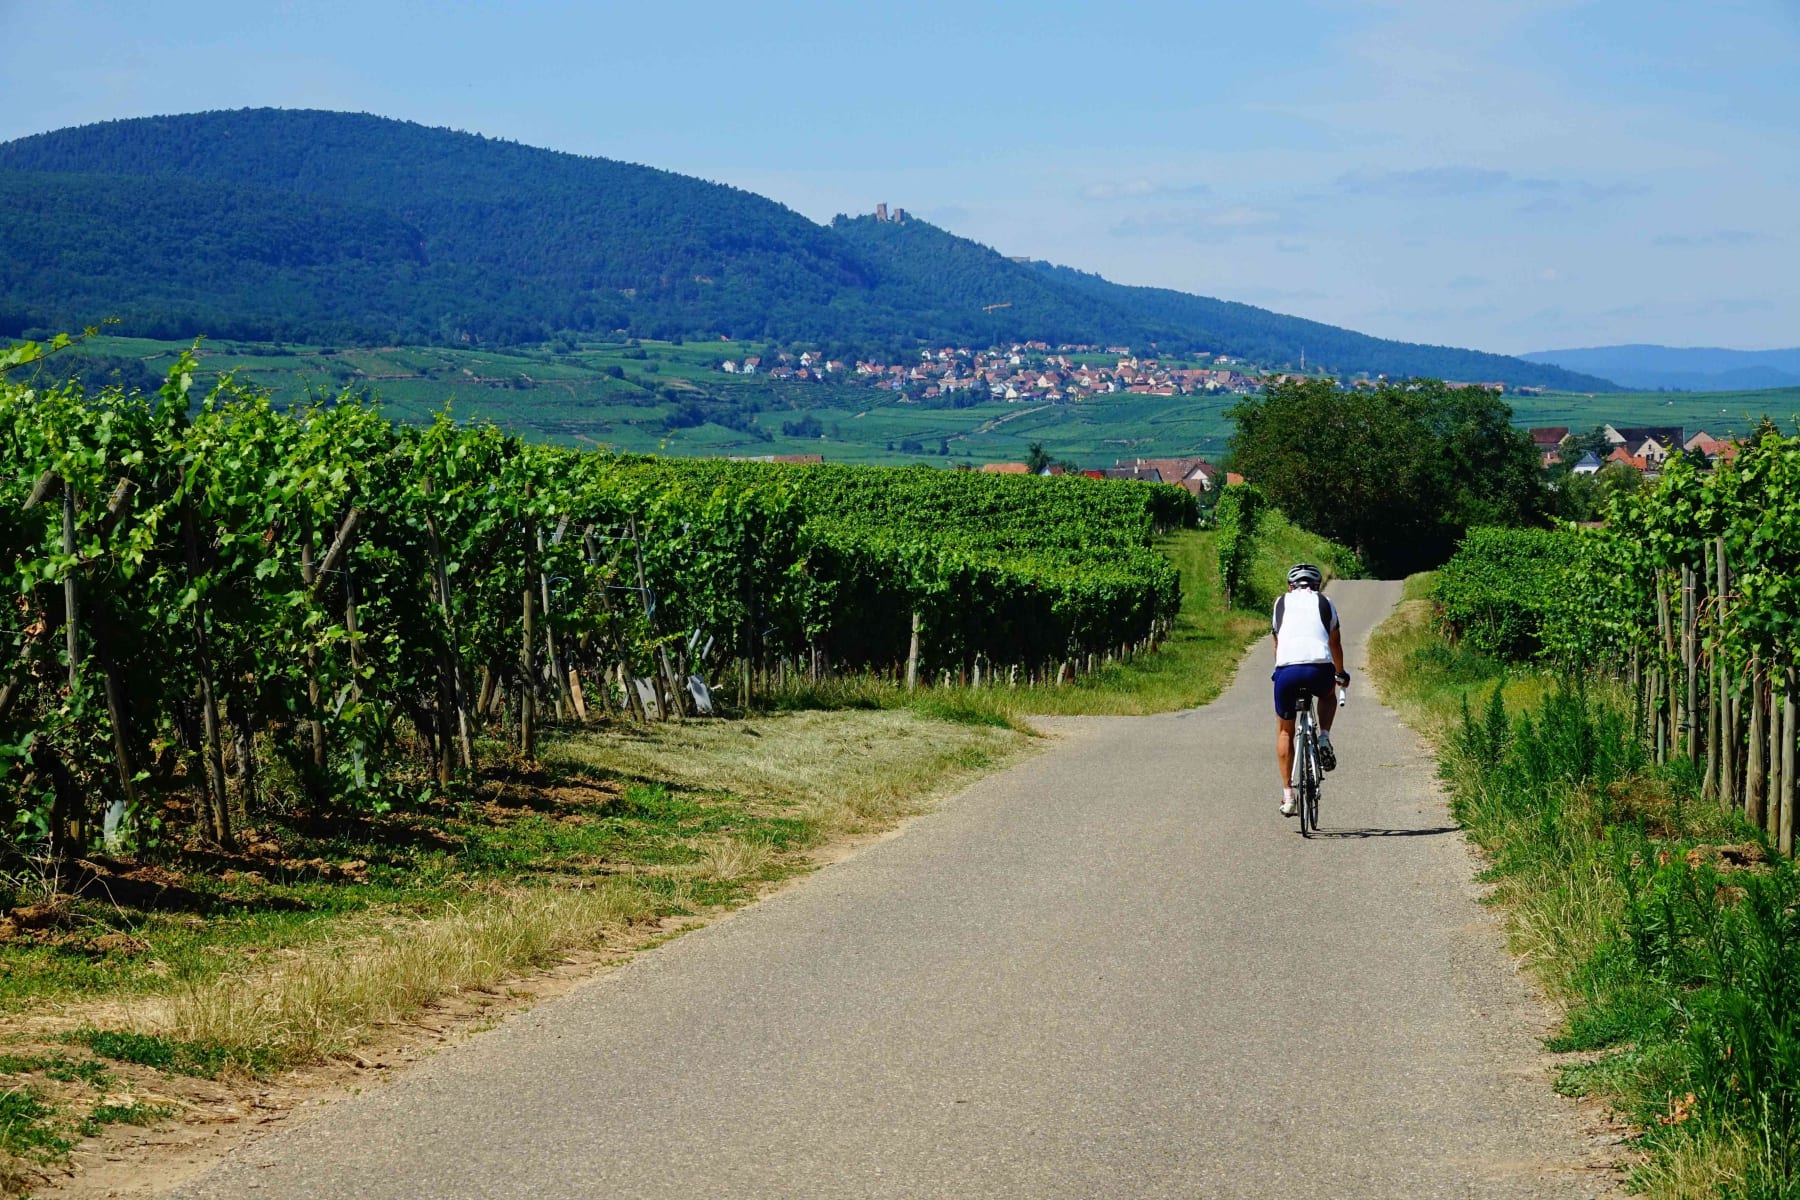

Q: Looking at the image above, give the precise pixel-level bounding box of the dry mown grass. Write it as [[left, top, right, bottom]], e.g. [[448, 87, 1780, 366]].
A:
[[148, 709, 1026, 1067], [0, 707, 1032, 1196], [141, 884, 656, 1069]]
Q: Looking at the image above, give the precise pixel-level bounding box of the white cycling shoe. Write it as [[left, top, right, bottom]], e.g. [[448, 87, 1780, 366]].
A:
[[1280, 790, 1298, 817]]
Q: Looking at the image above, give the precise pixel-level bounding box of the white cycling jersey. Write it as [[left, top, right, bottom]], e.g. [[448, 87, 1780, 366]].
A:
[[1272, 588, 1338, 667]]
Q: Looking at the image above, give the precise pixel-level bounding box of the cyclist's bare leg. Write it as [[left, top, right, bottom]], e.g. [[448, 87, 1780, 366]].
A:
[[1319, 687, 1338, 732], [1275, 715, 1296, 786]]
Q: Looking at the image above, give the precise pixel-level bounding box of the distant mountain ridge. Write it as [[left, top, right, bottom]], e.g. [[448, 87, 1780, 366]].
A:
[[1521, 345, 1800, 392], [0, 108, 1615, 391]]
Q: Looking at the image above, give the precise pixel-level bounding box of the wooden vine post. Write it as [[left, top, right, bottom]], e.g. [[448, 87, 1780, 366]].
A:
[[1701, 543, 1719, 802], [1781, 667, 1795, 856], [300, 540, 326, 771], [53, 483, 81, 850], [1747, 655, 1766, 829], [1683, 562, 1699, 763], [627, 517, 683, 719], [1715, 538, 1733, 807], [906, 610, 922, 690], [418, 484, 474, 773], [1768, 672, 1785, 843], [179, 482, 233, 850], [520, 482, 537, 759]]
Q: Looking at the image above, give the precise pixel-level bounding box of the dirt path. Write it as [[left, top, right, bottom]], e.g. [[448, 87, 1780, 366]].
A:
[[168, 581, 1618, 1198]]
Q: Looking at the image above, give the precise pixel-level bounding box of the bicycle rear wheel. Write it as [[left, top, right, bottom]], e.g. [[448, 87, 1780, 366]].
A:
[[1297, 715, 1318, 836]]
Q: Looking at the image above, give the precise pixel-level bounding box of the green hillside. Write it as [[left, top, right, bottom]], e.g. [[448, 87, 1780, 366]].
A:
[[0, 108, 1614, 391]]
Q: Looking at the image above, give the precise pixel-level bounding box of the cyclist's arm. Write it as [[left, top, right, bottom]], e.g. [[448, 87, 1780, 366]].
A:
[[1329, 625, 1345, 679]]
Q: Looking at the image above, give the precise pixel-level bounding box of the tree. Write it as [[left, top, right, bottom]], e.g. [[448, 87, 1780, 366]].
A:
[[1593, 460, 1645, 506], [1227, 378, 1545, 575], [1558, 425, 1611, 462], [1025, 441, 1052, 474]]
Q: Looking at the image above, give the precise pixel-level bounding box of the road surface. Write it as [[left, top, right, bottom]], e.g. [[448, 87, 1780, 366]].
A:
[[176, 580, 1608, 1199]]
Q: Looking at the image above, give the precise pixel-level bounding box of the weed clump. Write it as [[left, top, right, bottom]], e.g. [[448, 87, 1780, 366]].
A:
[[70, 1029, 265, 1078]]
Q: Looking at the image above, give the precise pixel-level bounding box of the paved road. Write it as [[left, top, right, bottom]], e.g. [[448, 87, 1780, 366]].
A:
[[177, 581, 1606, 1199]]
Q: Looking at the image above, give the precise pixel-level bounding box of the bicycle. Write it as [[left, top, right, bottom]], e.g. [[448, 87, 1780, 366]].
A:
[[1291, 693, 1324, 835]]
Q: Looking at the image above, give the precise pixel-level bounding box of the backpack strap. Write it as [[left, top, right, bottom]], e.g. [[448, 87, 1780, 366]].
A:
[[1318, 592, 1334, 630]]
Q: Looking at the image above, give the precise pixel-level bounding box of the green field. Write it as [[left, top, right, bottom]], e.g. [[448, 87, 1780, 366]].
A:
[[36, 334, 1798, 468], [1515, 385, 1800, 440]]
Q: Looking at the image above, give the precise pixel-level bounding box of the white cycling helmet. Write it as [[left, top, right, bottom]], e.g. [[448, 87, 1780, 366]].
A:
[[1287, 563, 1323, 590]]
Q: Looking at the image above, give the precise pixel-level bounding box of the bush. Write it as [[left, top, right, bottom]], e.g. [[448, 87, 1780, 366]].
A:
[[1214, 484, 1265, 608], [1435, 526, 1583, 661]]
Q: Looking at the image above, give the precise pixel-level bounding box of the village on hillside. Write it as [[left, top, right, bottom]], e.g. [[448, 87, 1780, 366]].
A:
[[721, 344, 1263, 404]]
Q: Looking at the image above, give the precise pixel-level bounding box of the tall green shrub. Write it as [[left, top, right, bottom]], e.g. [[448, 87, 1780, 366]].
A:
[[1435, 526, 1585, 661]]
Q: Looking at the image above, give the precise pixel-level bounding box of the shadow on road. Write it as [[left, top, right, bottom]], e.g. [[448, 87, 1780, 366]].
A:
[[1305, 825, 1460, 840]]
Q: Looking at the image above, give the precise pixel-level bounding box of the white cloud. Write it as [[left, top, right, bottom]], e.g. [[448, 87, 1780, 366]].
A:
[[1110, 204, 1288, 241], [1080, 178, 1210, 203]]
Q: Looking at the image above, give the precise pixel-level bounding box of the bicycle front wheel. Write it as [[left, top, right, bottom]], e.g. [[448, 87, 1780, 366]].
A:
[[1305, 753, 1321, 831]]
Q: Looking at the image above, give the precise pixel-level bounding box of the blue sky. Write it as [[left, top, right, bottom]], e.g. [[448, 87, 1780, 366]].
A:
[[2, 0, 1795, 354]]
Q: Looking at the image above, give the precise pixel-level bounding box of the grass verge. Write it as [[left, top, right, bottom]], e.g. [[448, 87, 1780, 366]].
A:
[[1369, 578, 1800, 1200], [0, 707, 1027, 1193]]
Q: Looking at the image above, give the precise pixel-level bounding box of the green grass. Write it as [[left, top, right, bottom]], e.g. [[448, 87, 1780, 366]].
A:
[[77, 1101, 173, 1139], [0, 1055, 111, 1088], [0, 1089, 70, 1164], [1368, 577, 1799, 1200], [0, 1047, 177, 1192], [0, 707, 1027, 1081], [68, 1030, 267, 1079]]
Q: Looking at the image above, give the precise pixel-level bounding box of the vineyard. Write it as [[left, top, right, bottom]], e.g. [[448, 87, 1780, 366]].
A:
[[1, 339, 1192, 855], [1436, 423, 1800, 853], [1419, 425, 1800, 1196]]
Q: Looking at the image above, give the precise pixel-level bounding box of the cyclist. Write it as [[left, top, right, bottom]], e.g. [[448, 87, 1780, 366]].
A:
[[1272, 563, 1349, 817]]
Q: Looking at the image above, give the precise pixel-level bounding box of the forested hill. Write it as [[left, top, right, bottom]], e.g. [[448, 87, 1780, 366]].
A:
[[0, 109, 1614, 389]]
